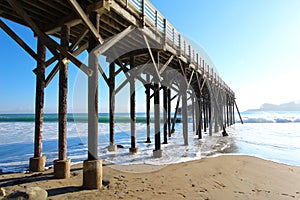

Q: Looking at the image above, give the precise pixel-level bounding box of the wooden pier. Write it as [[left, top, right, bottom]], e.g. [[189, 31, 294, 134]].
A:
[[0, 0, 239, 189]]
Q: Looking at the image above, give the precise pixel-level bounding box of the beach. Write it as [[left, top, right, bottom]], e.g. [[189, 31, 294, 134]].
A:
[[1, 155, 299, 200]]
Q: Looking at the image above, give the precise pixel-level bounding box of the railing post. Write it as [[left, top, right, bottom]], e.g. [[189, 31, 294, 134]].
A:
[[164, 18, 167, 47], [142, 0, 145, 27], [155, 10, 158, 29], [183, 40, 186, 56], [189, 45, 191, 63], [172, 28, 175, 47], [178, 34, 182, 56], [196, 53, 199, 70]]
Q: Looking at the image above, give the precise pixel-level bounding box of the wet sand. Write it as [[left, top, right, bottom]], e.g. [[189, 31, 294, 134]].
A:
[[1, 155, 300, 199]]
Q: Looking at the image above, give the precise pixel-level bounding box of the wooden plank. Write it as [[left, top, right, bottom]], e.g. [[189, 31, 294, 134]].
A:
[[68, 0, 104, 44], [110, 0, 139, 27], [0, 19, 37, 60], [86, 0, 111, 14], [44, 16, 81, 35], [6, 0, 93, 77]]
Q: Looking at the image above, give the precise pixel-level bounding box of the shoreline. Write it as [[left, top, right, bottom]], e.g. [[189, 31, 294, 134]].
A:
[[1, 155, 300, 199]]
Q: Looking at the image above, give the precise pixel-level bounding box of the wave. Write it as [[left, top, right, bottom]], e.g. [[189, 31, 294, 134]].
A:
[[0, 113, 179, 123], [239, 111, 300, 123]]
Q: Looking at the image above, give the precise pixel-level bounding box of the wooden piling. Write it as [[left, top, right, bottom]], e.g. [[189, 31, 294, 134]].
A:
[[83, 11, 102, 190], [197, 98, 202, 139], [167, 88, 171, 137], [145, 74, 151, 143], [58, 24, 69, 161], [203, 98, 207, 133], [163, 86, 168, 144], [53, 24, 70, 179], [108, 62, 117, 152], [182, 84, 188, 146], [153, 81, 162, 157], [192, 94, 196, 132], [29, 38, 46, 172], [129, 56, 138, 153], [87, 12, 99, 161]]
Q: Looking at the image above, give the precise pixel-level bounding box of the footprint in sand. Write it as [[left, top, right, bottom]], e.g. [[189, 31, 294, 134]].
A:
[[281, 193, 295, 198]]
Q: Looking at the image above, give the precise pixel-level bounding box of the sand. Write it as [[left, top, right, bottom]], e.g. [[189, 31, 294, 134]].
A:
[[1, 155, 300, 200]]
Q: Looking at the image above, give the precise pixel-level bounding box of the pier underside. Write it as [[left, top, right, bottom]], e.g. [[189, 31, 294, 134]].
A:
[[0, 0, 238, 189]]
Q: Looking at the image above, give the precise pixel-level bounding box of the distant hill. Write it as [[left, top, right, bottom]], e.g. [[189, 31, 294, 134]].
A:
[[247, 102, 300, 112]]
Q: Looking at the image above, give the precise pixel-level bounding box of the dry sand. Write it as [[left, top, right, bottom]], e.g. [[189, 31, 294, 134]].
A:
[[1, 155, 300, 200]]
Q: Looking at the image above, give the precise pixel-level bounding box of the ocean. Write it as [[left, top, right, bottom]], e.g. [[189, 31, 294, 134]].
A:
[[0, 111, 300, 173]]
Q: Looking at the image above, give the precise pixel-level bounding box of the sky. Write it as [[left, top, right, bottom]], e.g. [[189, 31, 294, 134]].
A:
[[1, 0, 300, 113]]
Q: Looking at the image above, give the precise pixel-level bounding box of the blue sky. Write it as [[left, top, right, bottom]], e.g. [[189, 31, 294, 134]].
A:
[[1, 0, 300, 113]]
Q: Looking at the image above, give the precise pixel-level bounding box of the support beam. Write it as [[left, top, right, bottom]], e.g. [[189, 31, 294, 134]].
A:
[[44, 42, 88, 87], [29, 38, 46, 172], [142, 34, 161, 81], [0, 19, 37, 60], [94, 25, 134, 55], [108, 62, 117, 152], [115, 59, 151, 94], [68, 0, 104, 44], [69, 28, 89, 51], [129, 56, 138, 154], [145, 74, 151, 143], [98, 64, 109, 85], [6, 0, 92, 76], [45, 62, 60, 88], [83, 12, 102, 190], [159, 55, 174, 74], [171, 95, 181, 133], [234, 100, 244, 124]]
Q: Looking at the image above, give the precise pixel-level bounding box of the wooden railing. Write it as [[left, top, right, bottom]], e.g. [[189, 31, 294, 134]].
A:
[[116, 0, 234, 95]]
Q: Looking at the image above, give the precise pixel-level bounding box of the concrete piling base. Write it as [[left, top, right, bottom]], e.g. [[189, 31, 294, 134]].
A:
[[53, 158, 70, 179], [29, 156, 46, 172], [83, 159, 102, 190], [129, 148, 138, 154], [153, 150, 163, 158], [108, 145, 117, 152]]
